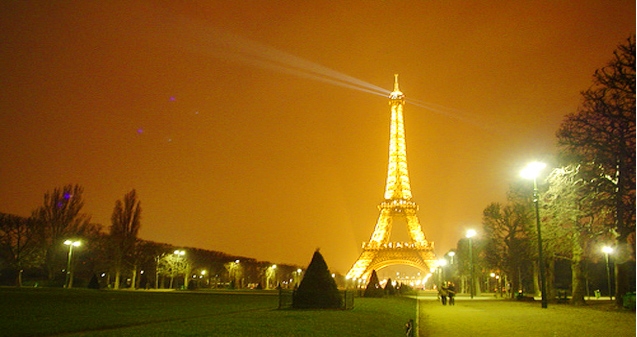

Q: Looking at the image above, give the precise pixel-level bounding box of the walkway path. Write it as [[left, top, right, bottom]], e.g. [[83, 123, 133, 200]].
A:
[[416, 295, 635, 337]]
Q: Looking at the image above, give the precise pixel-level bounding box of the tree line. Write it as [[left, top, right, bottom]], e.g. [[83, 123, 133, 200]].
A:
[[444, 36, 635, 308], [0, 185, 301, 289]]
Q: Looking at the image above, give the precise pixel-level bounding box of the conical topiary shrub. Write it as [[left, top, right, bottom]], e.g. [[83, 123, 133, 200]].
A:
[[384, 278, 396, 295], [364, 270, 384, 297], [293, 250, 342, 309]]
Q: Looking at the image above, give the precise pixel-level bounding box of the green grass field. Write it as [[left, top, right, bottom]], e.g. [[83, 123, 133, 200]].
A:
[[0, 287, 416, 336]]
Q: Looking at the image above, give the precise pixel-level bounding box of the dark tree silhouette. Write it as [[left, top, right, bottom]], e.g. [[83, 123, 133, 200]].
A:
[[293, 250, 342, 309], [0, 213, 43, 287], [364, 270, 384, 298], [384, 278, 396, 296], [32, 184, 93, 283], [109, 189, 142, 289], [557, 36, 635, 306]]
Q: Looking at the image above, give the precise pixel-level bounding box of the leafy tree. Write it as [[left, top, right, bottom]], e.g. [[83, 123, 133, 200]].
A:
[[32, 184, 93, 283], [556, 36, 635, 306], [293, 250, 342, 309], [364, 269, 384, 298], [0, 213, 44, 286], [109, 189, 142, 289]]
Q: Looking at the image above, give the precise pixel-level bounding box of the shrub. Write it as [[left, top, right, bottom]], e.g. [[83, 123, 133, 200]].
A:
[[364, 270, 384, 298], [293, 250, 342, 309]]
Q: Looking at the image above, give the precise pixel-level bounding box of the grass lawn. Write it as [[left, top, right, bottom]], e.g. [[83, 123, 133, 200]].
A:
[[0, 287, 417, 336]]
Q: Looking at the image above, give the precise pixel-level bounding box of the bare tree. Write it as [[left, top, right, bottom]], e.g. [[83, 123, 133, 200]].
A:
[[482, 201, 534, 297], [0, 213, 44, 286], [32, 184, 92, 283], [109, 189, 142, 289], [543, 164, 612, 304], [157, 252, 191, 289], [557, 36, 635, 306]]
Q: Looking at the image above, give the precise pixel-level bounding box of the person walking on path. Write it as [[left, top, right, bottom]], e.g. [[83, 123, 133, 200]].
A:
[[405, 319, 414, 337], [438, 283, 448, 305], [447, 282, 456, 306]]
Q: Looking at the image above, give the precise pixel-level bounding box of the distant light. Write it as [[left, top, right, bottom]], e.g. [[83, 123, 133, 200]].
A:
[[466, 229, 477, 238], [602, 246, 614, 254], [448, 251, 456, 257]]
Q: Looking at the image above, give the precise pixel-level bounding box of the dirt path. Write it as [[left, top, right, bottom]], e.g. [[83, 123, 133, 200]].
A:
[[417, 297, 635, 337]]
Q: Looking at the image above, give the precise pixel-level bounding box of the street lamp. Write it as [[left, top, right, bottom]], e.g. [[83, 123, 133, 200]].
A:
[[438, 259, 448, 287], [602, 246, 614, 300], [267, 264, 277, 289], [466, 229, 476, 299], [63, 240, 81, 288], [521, 161, 547, 309], [173, 250, 186, 289], [448, 251, 455, 265]]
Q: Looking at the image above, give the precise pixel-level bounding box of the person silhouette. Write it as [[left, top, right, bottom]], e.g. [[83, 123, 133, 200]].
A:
[[439, 283, 448, 305], [447, 282, 456, 305]]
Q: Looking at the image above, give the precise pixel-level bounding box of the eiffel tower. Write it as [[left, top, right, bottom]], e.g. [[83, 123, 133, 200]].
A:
[[346, 75, 436, 281]]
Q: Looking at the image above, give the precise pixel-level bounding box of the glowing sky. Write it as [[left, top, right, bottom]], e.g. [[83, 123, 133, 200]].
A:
[[1, 1, 634, 273]]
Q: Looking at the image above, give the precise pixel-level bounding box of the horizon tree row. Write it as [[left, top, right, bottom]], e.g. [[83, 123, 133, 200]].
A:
[[0, 184, 302, 288]]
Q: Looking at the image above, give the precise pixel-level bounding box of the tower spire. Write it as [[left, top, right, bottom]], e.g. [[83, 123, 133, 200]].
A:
[[393, 74, 400, 91], [389, 74, 404, 101]]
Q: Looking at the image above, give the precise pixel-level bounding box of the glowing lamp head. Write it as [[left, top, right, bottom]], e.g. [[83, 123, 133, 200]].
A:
[[602, 246, 613, 254], [520, 162, 546, 180], [466, 229, 477, 239], [64, 240, 81, 247]]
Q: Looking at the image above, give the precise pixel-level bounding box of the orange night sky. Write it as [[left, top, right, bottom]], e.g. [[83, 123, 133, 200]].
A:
[[0, 1, 634, 273]]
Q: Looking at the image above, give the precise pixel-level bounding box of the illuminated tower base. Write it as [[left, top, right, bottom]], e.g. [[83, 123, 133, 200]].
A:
[[346, 75, 436, 282]]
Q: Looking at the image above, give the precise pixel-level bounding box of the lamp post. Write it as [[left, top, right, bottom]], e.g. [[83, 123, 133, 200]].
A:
[[230, 259, 240, 288], [173, 250, 185, 289], [448, 251, 455, 265], [521, 161, 547, 309], [267, 264, 277, 289], [64, 240, 81, 288], [438, 259, 448, 287], [602, 246, 613, 300], [466, 229, 476, 299]]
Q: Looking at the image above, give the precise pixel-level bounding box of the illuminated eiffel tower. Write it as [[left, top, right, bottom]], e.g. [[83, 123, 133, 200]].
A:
[[346, 75, 436, 281]]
